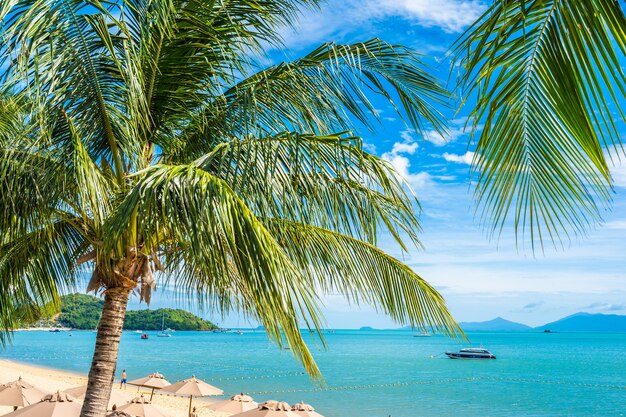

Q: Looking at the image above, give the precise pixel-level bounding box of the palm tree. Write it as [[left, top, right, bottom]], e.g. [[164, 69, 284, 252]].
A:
[[0, 1, 460, 416], [455, 0, 626, 250]]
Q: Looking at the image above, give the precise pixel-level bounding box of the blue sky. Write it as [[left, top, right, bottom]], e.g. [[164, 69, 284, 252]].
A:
[[132, 0, 626, 328]]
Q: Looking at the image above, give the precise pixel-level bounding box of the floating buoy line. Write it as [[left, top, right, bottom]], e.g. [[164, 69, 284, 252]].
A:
[[9, 355, 626, 395]]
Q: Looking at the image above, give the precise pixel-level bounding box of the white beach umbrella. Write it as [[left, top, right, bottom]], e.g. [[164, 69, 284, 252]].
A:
[[206, 393, 258, 414], [127, 373, 171, 401], [290, 402, 325, 417], [231, 400, 300, 417], [106, 411, 132, 417], [1, 392, 81, 417], [61, 385, 133, 410], [0, 377, 48, 409], [159, 375, 222, 416], [117, 395, 168, 417]]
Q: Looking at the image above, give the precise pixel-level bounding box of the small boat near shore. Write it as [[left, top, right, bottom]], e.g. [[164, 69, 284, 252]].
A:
[[140, 333, 149, 340], [445, 348, 496, 359], [157, 312, 171, 337]]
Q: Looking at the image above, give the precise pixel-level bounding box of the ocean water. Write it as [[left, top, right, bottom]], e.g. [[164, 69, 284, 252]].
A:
[[2, 330, 626, 416]]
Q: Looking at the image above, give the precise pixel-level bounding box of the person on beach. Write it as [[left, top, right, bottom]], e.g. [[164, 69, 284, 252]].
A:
[[190, 406, 198, 417], [120, 370, 127, 389]]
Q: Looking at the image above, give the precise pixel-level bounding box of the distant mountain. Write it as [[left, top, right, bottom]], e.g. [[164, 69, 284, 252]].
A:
[[459, 317, 532, 331], [536, 312, 626, 332]]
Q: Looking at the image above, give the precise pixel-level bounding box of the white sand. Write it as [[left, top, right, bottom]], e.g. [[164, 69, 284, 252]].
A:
[[0, 360, 230, 417]]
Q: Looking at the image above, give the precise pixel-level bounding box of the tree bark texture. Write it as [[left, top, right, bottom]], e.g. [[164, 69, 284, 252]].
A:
[[80, 287, 131, 417]]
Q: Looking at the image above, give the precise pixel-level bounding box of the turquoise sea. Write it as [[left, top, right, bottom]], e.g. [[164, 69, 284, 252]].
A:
[[2, 330, 626, 416]]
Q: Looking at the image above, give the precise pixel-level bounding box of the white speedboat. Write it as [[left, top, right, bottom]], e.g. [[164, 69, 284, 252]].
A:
[[445, 347, 496, 359]]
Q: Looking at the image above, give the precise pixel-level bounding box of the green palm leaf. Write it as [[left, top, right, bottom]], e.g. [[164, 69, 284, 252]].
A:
[[171, 39, 449, 159], [105, 164, 324, 375], [0, 221, 86, 345], [115, 0, 321, 147], [264, 219, 460, 335], [454, 0, 626, 249], [2, 0, 128, 178], [195, 131, 421, 249]]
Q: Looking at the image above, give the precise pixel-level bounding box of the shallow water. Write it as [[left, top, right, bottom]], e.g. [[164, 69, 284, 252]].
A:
[[2, 330, 626, 416]]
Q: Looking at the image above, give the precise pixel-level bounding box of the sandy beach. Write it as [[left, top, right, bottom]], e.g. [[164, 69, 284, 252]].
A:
[[0, 360, 229, 417]]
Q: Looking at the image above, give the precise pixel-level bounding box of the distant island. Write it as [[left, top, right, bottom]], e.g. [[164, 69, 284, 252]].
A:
[[458, 317, 532, 332], [25, 293, 218, 331], [457, 312, 626, 333], [537, 312, 626, 333]]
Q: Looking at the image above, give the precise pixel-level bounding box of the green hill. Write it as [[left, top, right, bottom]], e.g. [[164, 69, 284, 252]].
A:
[[58, 294, 217, 331], [59, 293, 104, 329], [123, 308, 217, 331]]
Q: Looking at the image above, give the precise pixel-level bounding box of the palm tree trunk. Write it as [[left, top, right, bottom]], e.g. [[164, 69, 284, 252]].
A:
[[80, 287, 131, 417]]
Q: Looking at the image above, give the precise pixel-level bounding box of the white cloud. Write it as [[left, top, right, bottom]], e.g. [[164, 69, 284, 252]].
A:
[[400, 129, 416, 143], [443, 151, 475, 165], [382, 130, 419, 160], [389, 156, 433, 189], [423, 130, 447, 146], [382, 130, 432, 189], [610, 160, 626, 188], [604, 220, 626, 230], [376, 0, 487, 33], [582, 302, 626, 312], [391, 141, 419, 155], [363, 142, 377, 153], [279, 0, 487, 49], [603, 150, 626, 188], [423, 126, 468, 146]]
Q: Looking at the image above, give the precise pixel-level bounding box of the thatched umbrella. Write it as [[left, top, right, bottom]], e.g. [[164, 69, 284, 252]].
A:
[[231, 400, 300, 417], [127, 373, 171, 401], [1, 392, 81, 417], [290, 402, 325, 417], [206, 393, 258, 414], [117, 395, 167, 417], [61, 385, 133, 410], [106, 412, 132, 417], [0, 377, 48, 409], [160, 376, 222, 417]]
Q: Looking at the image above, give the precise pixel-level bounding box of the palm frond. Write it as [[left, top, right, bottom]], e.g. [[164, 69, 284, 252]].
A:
[[0, 221, 86, 345], [2, 0, 128, 180], [264, 219, 461, 336], [454, 0, 626, 250], [116, 0, 321, 142], [0, 146, 74, 241], [65, 113, 117, 229], [0, 93, 26, 143], [168, 39, 449, 158], [195, 131, 421, 249], [104, 164, 325, 377]]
